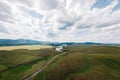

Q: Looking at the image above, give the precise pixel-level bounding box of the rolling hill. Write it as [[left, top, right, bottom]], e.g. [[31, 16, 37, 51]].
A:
[[32, 45, 120, 80]]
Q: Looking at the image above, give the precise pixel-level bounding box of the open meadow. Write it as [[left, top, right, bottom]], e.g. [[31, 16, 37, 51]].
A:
[[0, 45, 52, 51], [32, 45, 120, 80], [0, 44, 120, 80], [0, 45, 57, 80]]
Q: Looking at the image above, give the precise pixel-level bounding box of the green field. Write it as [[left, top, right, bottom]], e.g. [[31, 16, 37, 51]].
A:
[[0, 45, 120, 80], [32, 45, 120, 80], [0, 46, 57, 80]]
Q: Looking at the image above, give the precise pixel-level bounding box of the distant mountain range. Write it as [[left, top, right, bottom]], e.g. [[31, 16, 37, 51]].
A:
[[0, 39, 46, 46], [0, 39, 119, 46], [0, 39, 64, 46]]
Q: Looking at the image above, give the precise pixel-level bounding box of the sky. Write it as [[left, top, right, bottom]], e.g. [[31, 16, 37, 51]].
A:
[[0, 0, 120, 43]]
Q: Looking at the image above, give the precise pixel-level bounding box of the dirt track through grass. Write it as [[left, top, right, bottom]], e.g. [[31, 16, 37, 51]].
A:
[[23, 54, 61, 80]]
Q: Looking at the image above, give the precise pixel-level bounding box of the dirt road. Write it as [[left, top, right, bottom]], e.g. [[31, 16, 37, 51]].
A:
[[23, 54, 60, 80]]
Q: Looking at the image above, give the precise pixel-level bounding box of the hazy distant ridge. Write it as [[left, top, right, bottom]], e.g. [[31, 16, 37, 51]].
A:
[[0, 39, 119, 46]]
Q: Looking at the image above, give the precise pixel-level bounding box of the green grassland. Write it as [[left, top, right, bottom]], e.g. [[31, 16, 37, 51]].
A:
[[0, 47, 58, 80], [32, 45, 120, 80], [0, 45, 120, 80]]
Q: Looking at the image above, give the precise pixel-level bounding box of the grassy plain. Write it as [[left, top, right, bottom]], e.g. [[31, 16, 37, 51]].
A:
[[0, 45, 120, 80], [33, 45, 120, 80], [0, 45, 52, 50], [0, 45, 57, 80]]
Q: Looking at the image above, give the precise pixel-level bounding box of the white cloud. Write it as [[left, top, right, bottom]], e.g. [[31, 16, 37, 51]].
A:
[[0, 0, 120, 43]]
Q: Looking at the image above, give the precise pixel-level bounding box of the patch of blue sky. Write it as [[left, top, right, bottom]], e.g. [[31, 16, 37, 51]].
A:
[[20, 7, 43, 19], [91, 0, 114, 9], [113, 0, 120, 11]]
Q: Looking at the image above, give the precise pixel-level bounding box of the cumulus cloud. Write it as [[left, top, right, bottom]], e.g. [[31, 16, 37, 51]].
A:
[[0, 1, 14, 23], [0, 0, 120, 43]]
